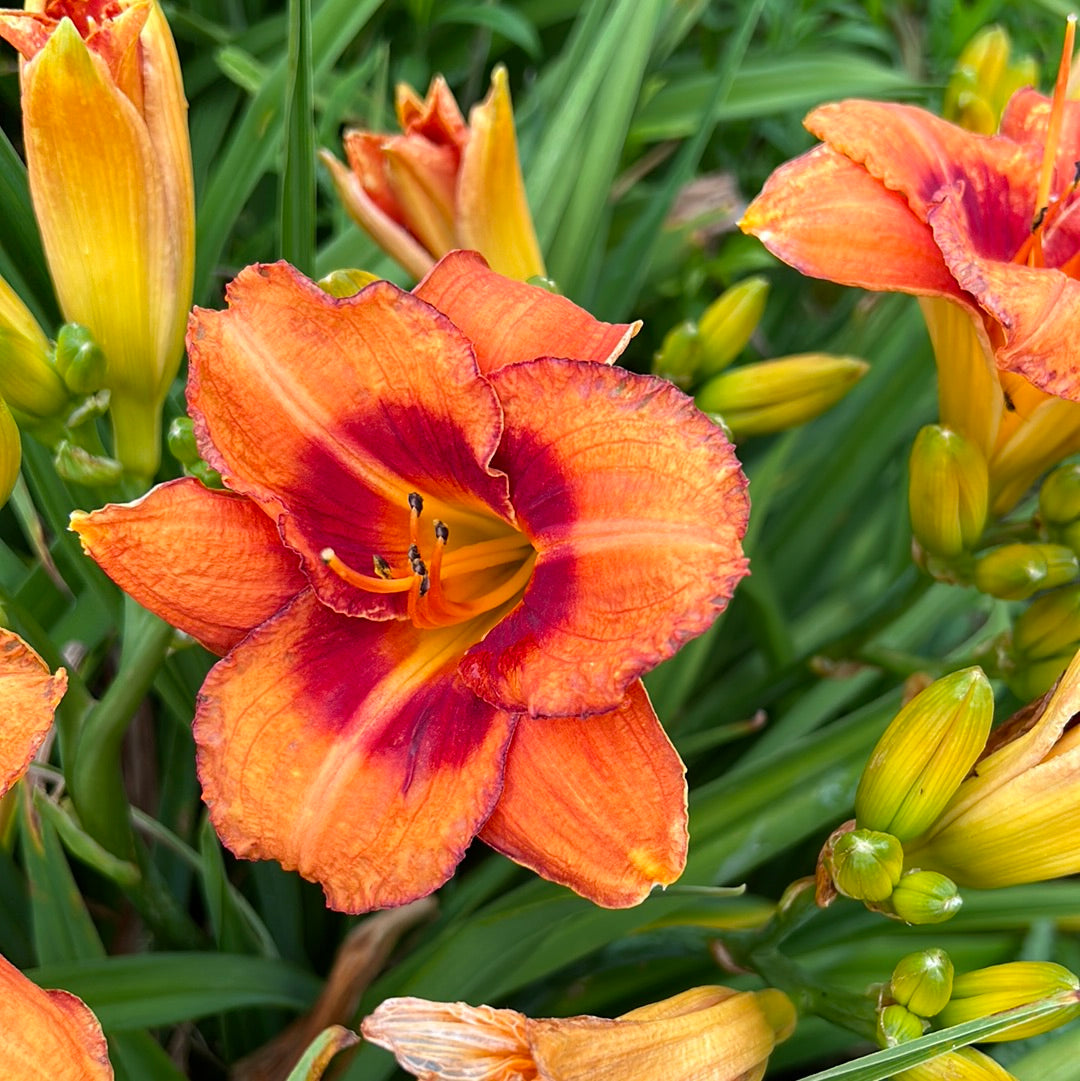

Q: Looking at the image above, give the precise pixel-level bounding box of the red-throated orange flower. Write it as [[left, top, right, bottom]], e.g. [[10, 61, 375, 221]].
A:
[[72, 251, 750, 913], [321, 67, 544, 282], [361, 986, 796, 1081], [740, 25, 1080, 511], [0, 0, 195, 481]]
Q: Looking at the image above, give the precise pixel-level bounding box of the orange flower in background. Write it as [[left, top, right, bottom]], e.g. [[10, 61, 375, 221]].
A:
[[0, 0, 195, 480], [321, 67, 545, 281], [0, 953, 112, 1079], [73, 251, 750, 913], [362, 986, 796, 1081]]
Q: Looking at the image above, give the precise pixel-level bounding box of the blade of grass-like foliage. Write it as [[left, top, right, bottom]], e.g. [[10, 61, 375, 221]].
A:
[[433, 3, 542, 59], [28, 954, 321, 1030], [107, 1033, 188, 1081], [33, 791, 140, 888], [280, 0, 316, 273], [194, 0, 382, 300], [1011, 1021, 1080, 1081]]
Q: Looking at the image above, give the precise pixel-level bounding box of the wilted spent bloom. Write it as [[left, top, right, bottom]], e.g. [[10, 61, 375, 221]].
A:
[[972, 543, 1078, 601], [322, 67, 544, 282], [855, 667, 993, 842], [695, 353, 868, 440], [362, 986, 796, 1081], [0, 273, 68, 422], [0, 0, 195, 481], [937, 962, 1080, 1041], [943, 25, 1038, 135], [908, 426, 988, 560], [890, 949, 955, 1019], [883, 869, 962, 925]]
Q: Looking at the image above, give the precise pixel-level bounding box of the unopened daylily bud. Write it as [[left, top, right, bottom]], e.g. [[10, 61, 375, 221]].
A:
[[696, 276, 770, 378], [53, 324, 107, 396], [856, 667, 993, 842], [167, 416, 200, 467], [830, 828, 904, 902], [0, 397, 21, 507], [1008, 585, 1080, 698], [973, 543, 1079, 601], [908, 425, 988, 558], [939, 962, 1080, 1041], [0, 274, 68, 421], [696, 354, 868, 439], [891, 949, 955, 1018], [885, 870, 963, 925], [944, 25, 1038, 134], [895, 1047, 1019, 1081], [877, 1003, 926, 1047], [54, 441, 124, 487], [316, 268, 381, 298], [652, 321, 701, 389], [1039, 463, 1080, 528]]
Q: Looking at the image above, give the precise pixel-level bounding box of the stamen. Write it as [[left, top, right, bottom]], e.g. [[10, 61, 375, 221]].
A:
[[321, 548, 414, 593], [1034, 15, 1076, 228], [408, 491, 423, 547], [372, 554, 393, 580]]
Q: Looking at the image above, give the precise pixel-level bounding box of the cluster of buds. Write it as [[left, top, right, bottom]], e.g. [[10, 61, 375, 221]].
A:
[[819, 653, 1080, 914], [942, 25, 1038, 136], [651, 276, 868, 439], [875, 950, 1080, 1080]]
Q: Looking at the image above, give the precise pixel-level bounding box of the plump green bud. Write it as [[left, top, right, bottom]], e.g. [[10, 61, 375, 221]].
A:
[[1013, 584, 1080, 659], [53, 440, 124, 487], [973, 543, 1079, 601], [167, 416, 200, 466], [830, 828, 904, 902], [316, 268, 381, 298], [0, 396, 21, 508], [696, 275, 770, 377], [908, 425, 988, 559], [856, 667, 993, 842], [652, 321, 701, 389], [877, 1003, 927, 1048], [1039, 463, 1080, 528], [186, 460, 223, 489], [891, 949, 955, 1018], [939, 962, 1080, 1041], [886, 870, 962, 925], [1061, 518, 1080, 557], [696, 354, 868, 439], [53, 323, 107, 395]]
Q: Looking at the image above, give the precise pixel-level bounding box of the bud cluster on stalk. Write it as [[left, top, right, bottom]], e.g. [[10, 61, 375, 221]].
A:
[[650, 276, 868, 439]]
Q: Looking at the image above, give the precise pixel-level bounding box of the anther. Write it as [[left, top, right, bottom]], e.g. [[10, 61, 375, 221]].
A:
[[373, 554, 393, 579], [408, 492, 423, 514], [407, 543, 420, 563], [434, 520, 449, 543], [419, 574, 431, 597]]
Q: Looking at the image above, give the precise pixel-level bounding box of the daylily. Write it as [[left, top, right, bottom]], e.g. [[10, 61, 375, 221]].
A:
[[740, 26, 1080, 513], [361, 986, 796, 1081], [0, 0, 195, 480], [72, 251, 750, 913], [321, 67, 545, 281], [904, 647, 1080, 888]]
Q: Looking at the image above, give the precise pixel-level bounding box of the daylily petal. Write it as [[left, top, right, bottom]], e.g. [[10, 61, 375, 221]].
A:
[[187, 263, 513, 620], [414, 250, 639, 373], [461, 358, 749, 717], [395, 76, 469, 153], [70, 478, 306, 656], [342, 130, 408, 222], [0, 954, 112, 1079], [1000, 89, 1080, 196], [195, 590, 516, 912], [741, 145, 963, 298], [480, 680, 687, 906], [457, 67, 546, 281], [0, 630, 66, 797], [382, 135, 460, 258]]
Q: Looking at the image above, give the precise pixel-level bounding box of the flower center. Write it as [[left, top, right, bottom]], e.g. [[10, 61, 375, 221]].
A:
[[320, 492, 536, 629]]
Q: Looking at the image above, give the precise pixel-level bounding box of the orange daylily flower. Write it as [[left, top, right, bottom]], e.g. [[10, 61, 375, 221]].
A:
[[0, 0, 195, 479], [0, 953, 112, 1079], [321, 68, 545, 281], [361, 986, 796, 1081], [73, 251, 750, 913]]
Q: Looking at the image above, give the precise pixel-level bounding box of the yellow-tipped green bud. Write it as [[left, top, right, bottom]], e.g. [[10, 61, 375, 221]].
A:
[[1039, 463, 1080, 529], [53, 440, 123, 487], [939, 962, 1080, 1041], [167, 416, 200, 466], [877, 1003, 927, 1048], [973, 543, 1079, 601], [0, 276, 69, 421], [830, 828, 903, 902], [696, 275, 770, 378], [696, 354, 868, 439], [855, 667, 993, 842], [316, 268, 381, 298], [908, 425, 988, 559], [885, 870, 962, 925], [891, 949, 955, 1019], [943, 25, 1038, 135], [53, 323, 107, 396], [0, 397, 21, 507], [652, 321, 701, 389]]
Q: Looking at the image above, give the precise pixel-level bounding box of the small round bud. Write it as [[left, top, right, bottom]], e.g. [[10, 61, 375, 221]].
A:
[[890, 949, 955, 1018], [651, 321, 701, 389], [877, 1003, 926, 1048], [830, 829, 904, 903], [186, 460, 223, 489], [167, 416, 200, 466], [1039, 462, 1080, 528], [53, 323, 107, 395], [973, 543, 1078, 601], [316, 268, 380, 298], [886, 870, 962, 925]]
